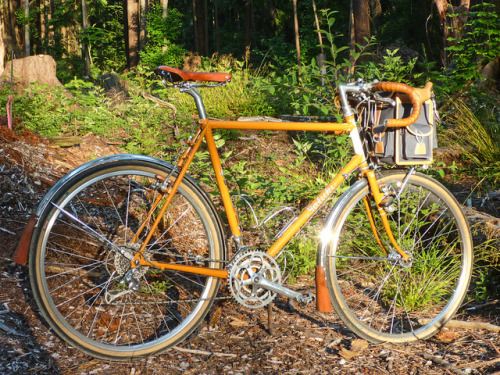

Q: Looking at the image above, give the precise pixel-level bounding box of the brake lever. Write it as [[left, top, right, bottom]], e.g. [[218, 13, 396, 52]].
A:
[[373, 92, 396, 107]]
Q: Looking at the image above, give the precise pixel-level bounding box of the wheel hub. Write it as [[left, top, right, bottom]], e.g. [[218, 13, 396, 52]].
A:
[[113, 243, 150, 279]]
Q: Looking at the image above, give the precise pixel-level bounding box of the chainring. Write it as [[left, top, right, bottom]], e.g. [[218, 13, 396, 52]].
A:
[[228, 249, 282, 309]]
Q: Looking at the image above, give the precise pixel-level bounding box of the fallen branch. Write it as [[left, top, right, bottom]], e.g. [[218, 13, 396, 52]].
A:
[[423, 353, 468, 375], [457, 356, 500, 370], [142, 92, 177, 116], [467, 300, 498, 310], [0, 321, 30, 337], [419, 319, 500, 333], [173, 346, 236, 358], [0, 227, 15, 235]]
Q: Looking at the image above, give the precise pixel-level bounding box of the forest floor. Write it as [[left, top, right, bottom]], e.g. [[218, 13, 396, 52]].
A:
[[0, 118, 499, 375]]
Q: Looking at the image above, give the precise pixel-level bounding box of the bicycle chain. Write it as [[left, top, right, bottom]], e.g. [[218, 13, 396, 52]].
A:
[[105, 294, 233, 306], [136, 246, 229, 265], [105, 246, 231, 306]]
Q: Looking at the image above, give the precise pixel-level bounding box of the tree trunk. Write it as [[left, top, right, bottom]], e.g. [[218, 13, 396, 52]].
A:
[[214, 0, 219, 53], [244, 0, 252, 50], [0, 33, 4, 77], [162, 0, 168, 20], [139, 0, 147, 52], [312, 0, 323, 55], [81, 0, 91, 77], [433, 0, 470, 67], [0, 4, 5, 75], [24, 0, 30, 56], [266, 0, 278, 36], [350, 0, 370, 64], [192, 0, 199, 53], [202, 0, 208, 56], [125, 0, 140, 69], [192, 0, 208, 56], [292, 0, 301, 67], [1, 0, 23, 61]]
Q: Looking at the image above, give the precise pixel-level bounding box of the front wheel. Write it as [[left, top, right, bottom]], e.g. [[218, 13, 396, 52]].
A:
[[322, 170, 473, 343], [29, 159, 226, 360]]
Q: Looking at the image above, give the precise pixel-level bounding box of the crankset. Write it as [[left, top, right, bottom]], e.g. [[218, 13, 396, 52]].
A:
[[228, 249, 314, 309]]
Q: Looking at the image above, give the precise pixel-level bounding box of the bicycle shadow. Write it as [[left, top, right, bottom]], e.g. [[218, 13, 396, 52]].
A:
[[269, 297, 355, 337], [0, 263, 61, 375]]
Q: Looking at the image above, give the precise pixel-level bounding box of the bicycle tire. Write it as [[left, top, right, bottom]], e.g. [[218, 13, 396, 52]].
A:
[[321, 170, 473, 343], [29, 158, 226, 360]]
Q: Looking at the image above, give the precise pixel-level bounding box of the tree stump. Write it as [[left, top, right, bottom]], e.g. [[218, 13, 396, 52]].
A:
[[95, 72, 128, 99], [0, 55, 62, 91]]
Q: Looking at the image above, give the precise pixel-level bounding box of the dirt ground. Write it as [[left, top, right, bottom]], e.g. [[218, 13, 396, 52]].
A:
[[0, 120, 499, 375]]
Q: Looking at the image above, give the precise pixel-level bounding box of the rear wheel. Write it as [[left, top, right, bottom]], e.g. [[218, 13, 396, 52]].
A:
[[29, 159, 225, 360], [323, 171, 473, 343]]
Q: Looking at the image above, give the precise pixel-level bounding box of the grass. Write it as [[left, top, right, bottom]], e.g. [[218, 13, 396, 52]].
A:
[[440, 99, 500, 188]]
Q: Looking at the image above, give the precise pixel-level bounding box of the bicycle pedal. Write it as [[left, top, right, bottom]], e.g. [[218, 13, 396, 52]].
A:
[[298, 293, 315, 306]]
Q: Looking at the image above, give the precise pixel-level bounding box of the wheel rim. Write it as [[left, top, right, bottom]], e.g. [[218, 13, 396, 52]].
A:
[[34, 167, 220, 355], [328, 174, 472, 341]]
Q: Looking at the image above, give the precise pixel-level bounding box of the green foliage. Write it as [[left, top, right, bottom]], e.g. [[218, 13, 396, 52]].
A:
[[471, 238, 500, 302], [159, 60, 276, 119], [85, 1, 126, 73], [11, 77, 174, 156], [254, 35, 297, 70], [446, 3, 500, 84], [286, 237, 318, 277], [441, 100, 500, 187], [13, 84, 73, 136], [427, 3, 500, 100], [359, 49, 422, 84], [140, 6, 186, 68]]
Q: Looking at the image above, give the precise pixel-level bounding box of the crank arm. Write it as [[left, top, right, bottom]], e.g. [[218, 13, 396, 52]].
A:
[[250, 270, 313, 304]]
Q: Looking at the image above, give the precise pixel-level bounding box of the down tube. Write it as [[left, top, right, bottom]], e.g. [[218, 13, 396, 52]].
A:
[[267, 154, 364, 258]]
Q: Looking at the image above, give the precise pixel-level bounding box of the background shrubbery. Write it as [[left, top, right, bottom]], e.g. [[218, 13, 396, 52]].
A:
[[0, 2, 498, 301]]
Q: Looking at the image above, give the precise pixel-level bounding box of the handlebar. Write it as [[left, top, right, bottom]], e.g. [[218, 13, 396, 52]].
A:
[[371, 82, 433, 128], [339, 81, 433, 128]]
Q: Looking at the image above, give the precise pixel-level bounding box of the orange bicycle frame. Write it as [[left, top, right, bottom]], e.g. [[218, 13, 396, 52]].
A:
[[131, 113, 408, 277]]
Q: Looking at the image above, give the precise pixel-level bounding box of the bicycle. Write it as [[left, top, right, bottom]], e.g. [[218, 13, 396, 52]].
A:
[[13, 66, 473, 360]]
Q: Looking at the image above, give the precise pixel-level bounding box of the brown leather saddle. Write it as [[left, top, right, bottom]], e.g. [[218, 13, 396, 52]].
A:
[[155, 65, 232, 83]]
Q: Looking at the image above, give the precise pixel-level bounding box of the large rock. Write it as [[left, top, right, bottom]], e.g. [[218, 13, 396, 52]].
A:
[[0, 55, 62, 91]]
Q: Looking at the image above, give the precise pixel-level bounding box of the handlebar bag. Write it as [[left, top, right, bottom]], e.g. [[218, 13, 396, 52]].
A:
[[371, 97, 437, 165]]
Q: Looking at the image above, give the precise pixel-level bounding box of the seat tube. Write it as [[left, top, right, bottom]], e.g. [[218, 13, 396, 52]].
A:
[[205, 125, 242, 238]]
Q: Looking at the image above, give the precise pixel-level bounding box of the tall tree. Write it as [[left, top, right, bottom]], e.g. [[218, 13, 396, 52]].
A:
[[81, 0, 91, 77], [292, 0, 301, 66], [192, 0, 208, 56], [162, 0, 168, 20], [24, 0, 30, 55], [125, 0, 140, 68], [349, 0, 371, 70], [0, 21, 4, 75], [1, 0, 23, 63], [214, 0, 220, 53], [139, 0, 148, 52], [434, 0, 471, 67]]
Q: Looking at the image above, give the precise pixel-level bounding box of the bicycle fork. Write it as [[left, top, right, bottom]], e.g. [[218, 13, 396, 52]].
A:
[[363, 167, 414, 262]]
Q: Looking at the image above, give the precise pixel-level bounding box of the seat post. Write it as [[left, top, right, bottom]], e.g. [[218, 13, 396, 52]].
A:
[[181, 86, 208, 119]]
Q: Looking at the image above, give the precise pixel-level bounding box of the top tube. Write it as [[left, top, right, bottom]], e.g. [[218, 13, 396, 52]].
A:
[[154, 66, 426, 127]]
